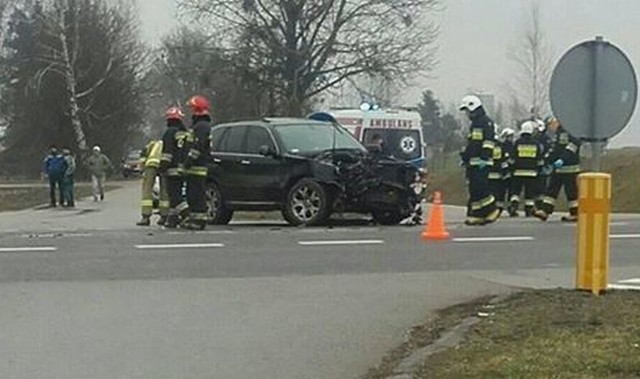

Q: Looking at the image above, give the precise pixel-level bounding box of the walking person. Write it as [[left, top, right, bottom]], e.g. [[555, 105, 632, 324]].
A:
[[61, 147, 76, 207], [458, 95, 500, 226], [43, 145, 67, 207], [85, 145, 113, 202]]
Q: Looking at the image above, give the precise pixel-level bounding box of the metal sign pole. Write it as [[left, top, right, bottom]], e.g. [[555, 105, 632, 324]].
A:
[[590, 36, 604, 172]]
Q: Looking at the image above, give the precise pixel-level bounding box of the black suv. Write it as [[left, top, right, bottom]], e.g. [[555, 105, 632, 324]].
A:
[[205, 118, 421, 226]]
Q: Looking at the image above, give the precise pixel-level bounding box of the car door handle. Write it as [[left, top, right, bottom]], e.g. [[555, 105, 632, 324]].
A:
[[239, 160, 251, 165], [213, 158, 222, 163]]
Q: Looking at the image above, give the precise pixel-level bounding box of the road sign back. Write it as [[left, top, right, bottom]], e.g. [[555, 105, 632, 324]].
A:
[[550, 37, 637, 140]]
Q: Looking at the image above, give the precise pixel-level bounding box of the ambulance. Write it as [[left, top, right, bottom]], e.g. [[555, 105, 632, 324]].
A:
[[328, 107, 426, 171]]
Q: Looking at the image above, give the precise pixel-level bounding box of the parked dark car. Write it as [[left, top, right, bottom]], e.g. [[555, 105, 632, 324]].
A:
[[205, 118, 421, 226]]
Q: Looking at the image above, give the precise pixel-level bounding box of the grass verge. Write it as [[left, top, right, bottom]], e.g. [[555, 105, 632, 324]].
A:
[[391, 289, 640, 379], [427, 148, 640, 213], [0, 184, 120, 212]]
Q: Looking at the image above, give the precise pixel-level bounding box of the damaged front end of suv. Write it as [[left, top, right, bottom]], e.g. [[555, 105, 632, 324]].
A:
[[308, 148, 423, 225]]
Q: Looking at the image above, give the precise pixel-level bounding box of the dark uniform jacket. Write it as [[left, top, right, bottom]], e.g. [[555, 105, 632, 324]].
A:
[[509, 134, 545, 178], [488, 141, 509, 180], [460, 108, 496, 168], [548, 126, 581, 174], [160, 120, 189, 176], [184, 116, 212, 176]]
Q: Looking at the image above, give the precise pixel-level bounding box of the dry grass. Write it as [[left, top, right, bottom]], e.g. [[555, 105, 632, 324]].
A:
[[417, 289, 640, 379]]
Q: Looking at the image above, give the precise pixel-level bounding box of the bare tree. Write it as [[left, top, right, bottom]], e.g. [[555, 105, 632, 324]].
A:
[[179, 0, 440, 116], [506, 1, 554, 119]]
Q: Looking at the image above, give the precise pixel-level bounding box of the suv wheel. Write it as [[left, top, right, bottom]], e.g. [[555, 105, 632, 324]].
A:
[[372, 209, 405, 225], [206, 181, 233, 225], [282, 179, 331, 226]]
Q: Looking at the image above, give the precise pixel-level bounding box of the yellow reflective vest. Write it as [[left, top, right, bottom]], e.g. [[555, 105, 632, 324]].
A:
[[142, 140, 163, 169]]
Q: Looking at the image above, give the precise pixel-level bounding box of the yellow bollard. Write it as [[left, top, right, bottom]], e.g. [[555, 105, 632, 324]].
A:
[[576, 173, 611, 295]]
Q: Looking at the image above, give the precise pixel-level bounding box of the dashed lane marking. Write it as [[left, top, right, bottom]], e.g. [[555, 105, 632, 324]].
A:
[[611, 234, 640, 239], [135, 243, 225, 250], [0, 247, 57, 253], [298, 240, 385, 246], [608, 278, 640, 291], [452, 236, 534, 243]]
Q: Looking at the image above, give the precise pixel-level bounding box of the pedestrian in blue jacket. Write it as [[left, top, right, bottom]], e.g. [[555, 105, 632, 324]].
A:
[[43, 145, 67, 207]]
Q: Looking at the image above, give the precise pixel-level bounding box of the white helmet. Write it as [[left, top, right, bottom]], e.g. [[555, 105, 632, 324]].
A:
[[459, 95, 482, 112], [500, 128, 515, 139], [520, 121, 536, 135], [93, 145, 101, 152]]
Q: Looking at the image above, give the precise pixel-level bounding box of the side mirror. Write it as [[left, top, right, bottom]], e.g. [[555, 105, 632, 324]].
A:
[[259, 145, 275, 157]]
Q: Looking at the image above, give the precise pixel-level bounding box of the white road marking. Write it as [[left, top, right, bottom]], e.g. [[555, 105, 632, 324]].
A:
[[165, 230, 235, 235], [452, 236, 534, 243], [611, 234, 640, 239], [608, 284, 640, 291], [298, 240, 385, 246], [135, 243, 225, 250], [0, 247, 57, 253], [618, 278, 640, 284]]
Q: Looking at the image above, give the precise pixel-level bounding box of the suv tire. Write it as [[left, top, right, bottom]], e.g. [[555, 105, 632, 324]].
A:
[[282, 178, 331, 226], [206, 181, 233, 225]]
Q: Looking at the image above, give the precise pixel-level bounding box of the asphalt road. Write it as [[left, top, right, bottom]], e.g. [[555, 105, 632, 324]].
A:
[[0, 181, 638, 379]]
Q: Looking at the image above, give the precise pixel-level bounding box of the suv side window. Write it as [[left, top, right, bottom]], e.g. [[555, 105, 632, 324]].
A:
[[218, 126, 247, 153], [210, 126, 228, 151], [246, 126, 276, 155]]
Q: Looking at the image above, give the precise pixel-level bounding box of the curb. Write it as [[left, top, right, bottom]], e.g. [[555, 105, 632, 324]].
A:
[[384, 293, 514, 379]]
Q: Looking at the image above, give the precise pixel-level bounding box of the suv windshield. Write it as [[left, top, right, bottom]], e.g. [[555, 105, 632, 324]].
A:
[[275, 123, 366, 154], [362, 129, 423, 160]]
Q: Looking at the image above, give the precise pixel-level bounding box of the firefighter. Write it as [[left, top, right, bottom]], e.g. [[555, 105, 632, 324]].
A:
[[159, 106, 189, 229], [533, 118, 553, 209], [459, 95, 500, 226], [182, 95, 213, 230], [534, 116, 581, 222], [508, 121, 545, 217], [500, 128, 517, 216], [488, 127, 515, 215], [137, 138, 169, 226]]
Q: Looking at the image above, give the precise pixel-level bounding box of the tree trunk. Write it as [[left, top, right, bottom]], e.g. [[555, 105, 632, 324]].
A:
[[58, 28, 88, 155]]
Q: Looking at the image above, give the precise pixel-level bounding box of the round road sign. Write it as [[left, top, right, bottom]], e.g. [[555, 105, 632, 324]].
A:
[[550, 37, 637, 140]]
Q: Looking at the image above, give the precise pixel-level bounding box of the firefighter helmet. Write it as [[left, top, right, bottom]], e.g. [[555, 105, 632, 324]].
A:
[[520, 121, 536, 135], [500, 127, 515, 139], [165, 106, 184, 121], [458, 95, 482, 112], [187, 95, 210, 116]]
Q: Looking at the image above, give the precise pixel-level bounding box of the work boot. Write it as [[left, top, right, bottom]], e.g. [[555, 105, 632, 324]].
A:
[[164, 215, 179, 229], [136, 216, 151, 226], [182, 220, 206, 231], [561, 214, 578, 222], [157, 216, 167, 226], [484, 208, 501, 224], [533, 209, 549, 221], [464, 217, 486, 226]]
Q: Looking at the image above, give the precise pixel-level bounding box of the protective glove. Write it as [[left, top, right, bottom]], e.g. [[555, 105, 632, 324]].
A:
[[553, 159, 564, 169], [476, 159, 489, 169]]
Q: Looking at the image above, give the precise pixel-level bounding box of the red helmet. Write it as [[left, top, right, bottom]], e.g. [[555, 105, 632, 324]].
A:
[[187, 95, 210, 116], [165, 106, 184, 121]]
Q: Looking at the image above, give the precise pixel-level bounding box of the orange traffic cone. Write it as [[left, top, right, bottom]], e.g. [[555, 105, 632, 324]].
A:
[[421, 191, 450, 241]]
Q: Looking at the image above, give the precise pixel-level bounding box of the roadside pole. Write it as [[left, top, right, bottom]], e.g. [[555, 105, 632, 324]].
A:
[[550, 36, 637, 295]]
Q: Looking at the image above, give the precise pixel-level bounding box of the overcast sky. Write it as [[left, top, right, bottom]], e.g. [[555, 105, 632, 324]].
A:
[[137, 0, 640, 146]]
